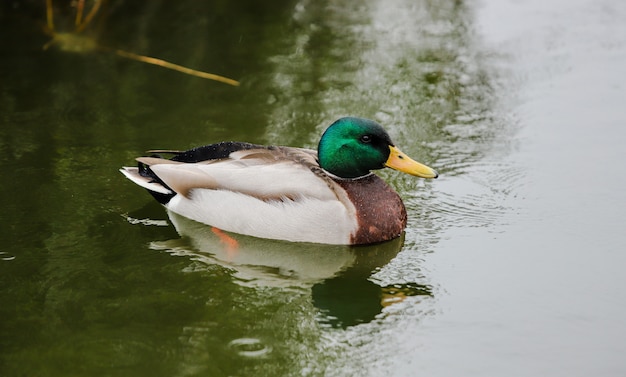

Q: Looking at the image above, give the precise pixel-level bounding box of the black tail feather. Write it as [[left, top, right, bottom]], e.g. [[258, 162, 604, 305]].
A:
[[138, 156, 176, 205]]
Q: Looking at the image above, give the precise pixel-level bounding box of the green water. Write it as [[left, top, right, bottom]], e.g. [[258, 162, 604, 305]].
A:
[[1, 2, 467, 375], [2, 1, 625, 376]]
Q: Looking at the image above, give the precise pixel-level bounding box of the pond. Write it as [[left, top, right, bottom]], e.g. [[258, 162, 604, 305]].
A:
[[1, 0, 625, 376]]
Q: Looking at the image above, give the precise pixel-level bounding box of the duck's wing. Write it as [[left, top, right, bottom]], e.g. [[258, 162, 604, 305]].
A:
[[121, 143, 361, 244], [121, 144, 337, 202]]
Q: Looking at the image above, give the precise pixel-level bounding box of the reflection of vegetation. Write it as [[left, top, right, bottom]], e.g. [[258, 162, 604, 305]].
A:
[[0, 1, 508, 375], [42, 0, 239, 86]]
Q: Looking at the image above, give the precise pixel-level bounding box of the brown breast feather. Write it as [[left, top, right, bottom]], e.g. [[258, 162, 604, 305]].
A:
[[335, 175, 407, 244]]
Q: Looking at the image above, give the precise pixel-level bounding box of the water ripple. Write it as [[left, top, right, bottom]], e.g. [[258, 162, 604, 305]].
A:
[[1, 251, 16, 261], [408, 158, 526, 233], [227, 338, 272, 358]]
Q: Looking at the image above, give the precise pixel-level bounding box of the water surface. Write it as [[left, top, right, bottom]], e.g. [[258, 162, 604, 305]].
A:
[[1, 0, 625, 376]]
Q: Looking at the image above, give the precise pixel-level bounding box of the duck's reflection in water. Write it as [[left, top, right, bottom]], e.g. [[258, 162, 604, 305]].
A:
[[150, 211, 431, 328]]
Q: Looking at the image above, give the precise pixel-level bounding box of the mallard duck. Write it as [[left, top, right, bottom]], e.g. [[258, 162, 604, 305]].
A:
[[120, 117, 438, 245]]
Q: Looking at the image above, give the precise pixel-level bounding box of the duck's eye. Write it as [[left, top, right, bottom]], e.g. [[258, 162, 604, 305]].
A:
[[360, 135, 372, 143]]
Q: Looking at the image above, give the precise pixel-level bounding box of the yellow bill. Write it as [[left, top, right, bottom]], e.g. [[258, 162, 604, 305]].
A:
[[385, 145, 438, 178]]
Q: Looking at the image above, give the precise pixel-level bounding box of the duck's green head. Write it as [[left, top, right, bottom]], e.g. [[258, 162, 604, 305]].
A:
[[317, 117, 439, 179]]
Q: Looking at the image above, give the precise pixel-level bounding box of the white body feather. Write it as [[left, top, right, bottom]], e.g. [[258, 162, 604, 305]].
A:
[[121, 147, 360, 244]]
